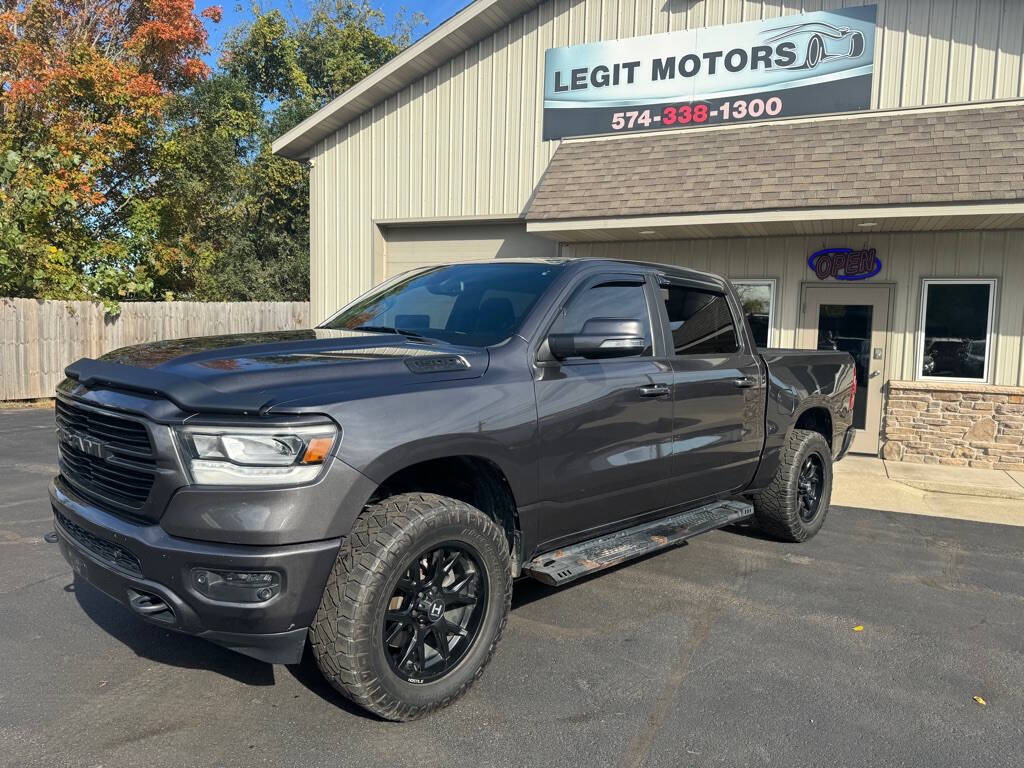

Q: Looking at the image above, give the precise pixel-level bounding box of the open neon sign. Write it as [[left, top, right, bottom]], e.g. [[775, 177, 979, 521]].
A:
[[808, 247, 881, 281]]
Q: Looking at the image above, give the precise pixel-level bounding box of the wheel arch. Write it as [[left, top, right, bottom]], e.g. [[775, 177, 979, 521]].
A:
[[793, 405, 834, 450], [364, 454, 523, 571]]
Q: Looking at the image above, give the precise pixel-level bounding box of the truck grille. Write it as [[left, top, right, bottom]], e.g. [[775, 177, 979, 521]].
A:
[[55, 509, 143, 576], [55, 399, 157, 514]]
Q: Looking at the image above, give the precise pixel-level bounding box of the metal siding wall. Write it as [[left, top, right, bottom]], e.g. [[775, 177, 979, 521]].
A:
[[382, 223, 559, 278], [564, 229, 1024, 386], [309, 0, 1024, 322]]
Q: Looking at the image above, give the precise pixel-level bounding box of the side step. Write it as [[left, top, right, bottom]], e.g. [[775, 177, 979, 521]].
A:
[[523, 500, 753, 586]]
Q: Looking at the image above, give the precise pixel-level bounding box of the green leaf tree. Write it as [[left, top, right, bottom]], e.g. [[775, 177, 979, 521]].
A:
[[1, 0, 423, 306], [0, 0, 221, 310], [149, 1, 424, 302]]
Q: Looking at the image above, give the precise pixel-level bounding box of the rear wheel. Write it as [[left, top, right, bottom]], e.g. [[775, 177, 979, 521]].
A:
[[309, 493, 512, 721], [849, 31, 865, 58], [751, 428, 833, 542]]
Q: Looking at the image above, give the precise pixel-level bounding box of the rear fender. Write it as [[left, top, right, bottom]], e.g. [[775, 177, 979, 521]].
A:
[[747, 355, 853, 490]]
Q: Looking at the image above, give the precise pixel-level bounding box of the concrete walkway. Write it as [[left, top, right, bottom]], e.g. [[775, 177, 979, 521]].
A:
[[833, 455, 1024, 527]]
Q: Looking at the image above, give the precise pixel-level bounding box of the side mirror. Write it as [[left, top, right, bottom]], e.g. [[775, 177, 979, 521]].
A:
[[547, 318, 646, 360]]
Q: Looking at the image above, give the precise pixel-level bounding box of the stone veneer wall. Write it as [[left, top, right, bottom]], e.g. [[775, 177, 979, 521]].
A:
[[881, 381, 1024, 469]]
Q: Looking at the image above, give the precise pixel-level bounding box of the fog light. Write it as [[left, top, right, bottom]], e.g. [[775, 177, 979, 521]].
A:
[[191, 568, 281, 603]]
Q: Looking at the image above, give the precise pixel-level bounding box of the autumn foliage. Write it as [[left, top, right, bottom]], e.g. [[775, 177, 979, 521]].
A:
[[1, 1, 416, 309], [0, 0, 221, 306]]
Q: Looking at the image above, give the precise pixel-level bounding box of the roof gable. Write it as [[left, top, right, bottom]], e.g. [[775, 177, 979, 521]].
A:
[[272, 0, 541, 159]]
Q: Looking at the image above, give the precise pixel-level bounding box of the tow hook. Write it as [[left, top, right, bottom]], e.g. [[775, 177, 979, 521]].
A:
[[43, 531, 58, 544]]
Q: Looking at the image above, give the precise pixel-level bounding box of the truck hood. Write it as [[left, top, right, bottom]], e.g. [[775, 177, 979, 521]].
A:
[[63, 329, 489, 415]]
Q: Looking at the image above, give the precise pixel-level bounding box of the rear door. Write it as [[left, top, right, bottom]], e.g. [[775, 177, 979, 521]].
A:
[[656, 276, 765, 503], [533, 270, 675, 548]]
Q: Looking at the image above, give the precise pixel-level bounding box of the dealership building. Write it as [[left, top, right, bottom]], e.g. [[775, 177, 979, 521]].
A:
[[273, 0, 1024, 464]]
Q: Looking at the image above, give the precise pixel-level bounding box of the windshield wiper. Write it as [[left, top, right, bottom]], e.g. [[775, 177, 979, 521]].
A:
[[353, 324, 428, 340]]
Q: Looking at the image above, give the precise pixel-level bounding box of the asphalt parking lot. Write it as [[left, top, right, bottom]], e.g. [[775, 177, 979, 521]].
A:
[[1, 406, 1022, 768]]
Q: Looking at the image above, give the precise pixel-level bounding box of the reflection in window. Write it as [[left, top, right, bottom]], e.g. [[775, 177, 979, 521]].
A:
[[732, 280, 775, 347], [550, 280, 653, 356], [920, 280, 995, 381], [322, 262, 563, 347], [817, 304, 872, 430], [661, 285, 739, 355]]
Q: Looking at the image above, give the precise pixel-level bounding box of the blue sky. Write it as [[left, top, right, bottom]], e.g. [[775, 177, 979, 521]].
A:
[[203, 1, 473, 63]]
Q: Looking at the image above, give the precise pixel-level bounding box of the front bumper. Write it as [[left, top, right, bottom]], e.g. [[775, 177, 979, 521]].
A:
[[50, 477, 340, 664]]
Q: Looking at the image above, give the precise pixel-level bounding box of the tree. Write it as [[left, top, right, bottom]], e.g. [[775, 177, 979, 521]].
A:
[[0, 0, 421, 307], [146, 1, 422, 302], [0, 0, 222, 309]]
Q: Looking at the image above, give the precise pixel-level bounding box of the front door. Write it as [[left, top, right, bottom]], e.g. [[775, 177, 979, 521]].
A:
[[799, 285, 891, 454], [534, 272, 675, 549]]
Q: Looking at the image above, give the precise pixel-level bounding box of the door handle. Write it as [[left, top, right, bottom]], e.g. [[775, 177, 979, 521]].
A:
[[869, 371, 881, 378], [733, 376, 758, 388], [638, 384, 670, 398]]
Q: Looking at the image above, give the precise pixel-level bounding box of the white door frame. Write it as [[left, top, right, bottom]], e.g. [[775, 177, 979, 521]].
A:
[[798, 282, 894, 455]]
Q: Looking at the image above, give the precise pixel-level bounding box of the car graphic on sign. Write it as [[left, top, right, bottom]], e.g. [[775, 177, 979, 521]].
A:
[[763, 22, 867, 70]]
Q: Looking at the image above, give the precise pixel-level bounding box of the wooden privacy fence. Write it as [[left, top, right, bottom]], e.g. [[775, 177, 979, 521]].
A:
[[1, 299, 311, 400]]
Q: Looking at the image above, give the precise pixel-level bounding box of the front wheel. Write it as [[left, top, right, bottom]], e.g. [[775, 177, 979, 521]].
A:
[[309, 493, 512, 721], [805, 35, 824, 68], [751, 428, 833, 542]]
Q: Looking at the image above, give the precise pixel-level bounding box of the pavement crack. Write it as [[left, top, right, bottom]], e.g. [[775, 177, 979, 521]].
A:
[[0, 462, 59, 475], [619, 566, 752, 768], [0, 570, 67, 596], [944, 541, 964, 589]]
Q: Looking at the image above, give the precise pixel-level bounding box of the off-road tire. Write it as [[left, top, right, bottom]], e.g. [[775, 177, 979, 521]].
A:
[[309, 493, 512, 721], [751, 428, 833, 542]]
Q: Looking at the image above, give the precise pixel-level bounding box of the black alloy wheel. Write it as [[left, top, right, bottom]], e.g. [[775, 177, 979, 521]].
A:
[[310, 493, 511, 720], [797, 453, 824, 522], [383, 544, 487, 683], [750, 428, 833, 542]]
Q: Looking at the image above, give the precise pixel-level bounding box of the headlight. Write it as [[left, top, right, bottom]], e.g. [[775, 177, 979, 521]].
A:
[[176, 424, 337, 486]]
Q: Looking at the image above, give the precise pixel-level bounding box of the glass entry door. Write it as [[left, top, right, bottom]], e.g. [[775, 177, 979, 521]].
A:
[[799, 285, 891, 455]]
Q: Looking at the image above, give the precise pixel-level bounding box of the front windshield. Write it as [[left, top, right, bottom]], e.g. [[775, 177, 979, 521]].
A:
[[320, 262, 564, 347]]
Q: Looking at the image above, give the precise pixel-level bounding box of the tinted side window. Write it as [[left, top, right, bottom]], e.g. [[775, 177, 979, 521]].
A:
[[662, 285, 739, 355], [550, 279, 652, 357]]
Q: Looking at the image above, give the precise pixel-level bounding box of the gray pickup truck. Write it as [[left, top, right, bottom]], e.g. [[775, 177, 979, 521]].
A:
[[50, 258, 855, 720]]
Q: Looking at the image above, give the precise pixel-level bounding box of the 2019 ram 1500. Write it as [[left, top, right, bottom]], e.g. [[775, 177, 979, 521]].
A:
[[50, 259, 856, 720]]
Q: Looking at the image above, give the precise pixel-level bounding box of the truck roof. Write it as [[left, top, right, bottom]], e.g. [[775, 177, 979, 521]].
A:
[[452, 257, 729, 287]]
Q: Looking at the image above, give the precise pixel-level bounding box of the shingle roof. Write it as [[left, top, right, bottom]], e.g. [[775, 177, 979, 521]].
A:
[[526, 103, 1024, 221]]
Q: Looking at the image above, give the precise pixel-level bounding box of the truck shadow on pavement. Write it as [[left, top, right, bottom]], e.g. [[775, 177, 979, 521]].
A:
[[285, 650, 389, 719], [69, 522, 772, 719], [69, 574, 421, 719], [69, 577, 276, 688]]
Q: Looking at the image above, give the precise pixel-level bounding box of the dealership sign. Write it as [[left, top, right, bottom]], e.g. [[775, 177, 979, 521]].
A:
[[809, 248, 881, 281], [542, 5, 876, 140]]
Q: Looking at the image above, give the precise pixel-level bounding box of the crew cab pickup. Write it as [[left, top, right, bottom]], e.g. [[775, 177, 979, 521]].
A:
[[50, 259, 855, 720]]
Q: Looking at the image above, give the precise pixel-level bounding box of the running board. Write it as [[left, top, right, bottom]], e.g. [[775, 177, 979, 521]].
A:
[[523, 500, 753, 586]]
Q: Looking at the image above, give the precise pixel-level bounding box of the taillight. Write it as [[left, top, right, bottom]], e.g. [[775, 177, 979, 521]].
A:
[[848, 374, 857, 412]]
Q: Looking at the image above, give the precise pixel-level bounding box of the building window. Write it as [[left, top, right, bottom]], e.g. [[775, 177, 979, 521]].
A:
[[732, 279, 776, 347], [918, 279, 996, 382]]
